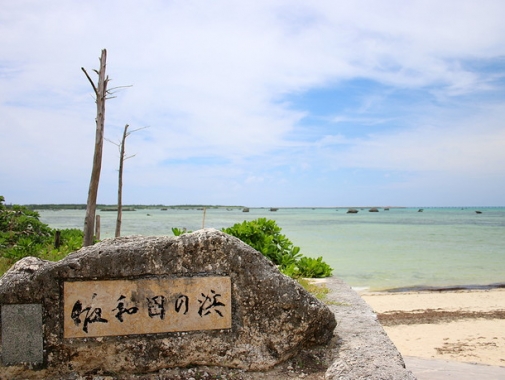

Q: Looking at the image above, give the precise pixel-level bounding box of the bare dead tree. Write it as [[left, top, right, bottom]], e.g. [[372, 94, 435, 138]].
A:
[[106, 124, 148, 237], [82, 49, 109, 247]]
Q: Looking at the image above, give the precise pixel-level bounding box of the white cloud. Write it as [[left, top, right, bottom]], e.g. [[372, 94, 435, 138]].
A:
[[320, 105, 505, 175], [1, 0, 505, 205]]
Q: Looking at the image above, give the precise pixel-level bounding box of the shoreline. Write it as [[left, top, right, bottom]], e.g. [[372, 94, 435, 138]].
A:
[[360, 288, 505, 366], [323, 278, 505, 295], [374, 282, 505, 293]]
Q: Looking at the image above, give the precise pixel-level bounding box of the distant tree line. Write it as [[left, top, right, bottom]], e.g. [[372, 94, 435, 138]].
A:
[[23, 204, 245, 210]]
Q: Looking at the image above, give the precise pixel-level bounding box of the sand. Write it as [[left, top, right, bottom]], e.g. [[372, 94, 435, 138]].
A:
[[361, 289, 505, 366]]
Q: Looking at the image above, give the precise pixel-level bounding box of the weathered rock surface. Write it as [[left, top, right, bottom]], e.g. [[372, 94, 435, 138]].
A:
[[0, 229, 336, 379]]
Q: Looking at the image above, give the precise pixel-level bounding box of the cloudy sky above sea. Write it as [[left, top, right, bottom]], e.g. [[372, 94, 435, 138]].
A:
[[1, 1, 504, 207]]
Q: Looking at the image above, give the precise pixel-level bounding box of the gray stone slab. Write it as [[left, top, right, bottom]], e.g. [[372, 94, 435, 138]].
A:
[[323, 278, 416, 379], [1, 304, 43, 365]]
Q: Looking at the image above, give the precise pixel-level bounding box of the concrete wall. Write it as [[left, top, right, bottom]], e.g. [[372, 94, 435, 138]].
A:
[[324, 277, 416, 379]]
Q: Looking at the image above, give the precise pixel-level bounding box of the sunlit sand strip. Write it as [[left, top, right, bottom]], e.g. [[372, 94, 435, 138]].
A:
[[361, 289, 505, 366]]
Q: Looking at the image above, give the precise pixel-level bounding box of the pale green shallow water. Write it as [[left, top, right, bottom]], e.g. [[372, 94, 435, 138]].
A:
[[39, 207, 505, 291]]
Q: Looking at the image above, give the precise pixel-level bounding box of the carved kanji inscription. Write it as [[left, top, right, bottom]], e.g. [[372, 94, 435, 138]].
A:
[[63, 276, 231, 338]]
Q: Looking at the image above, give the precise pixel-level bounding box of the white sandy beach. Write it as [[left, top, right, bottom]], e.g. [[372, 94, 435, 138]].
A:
[[361, 289, 505, 366]]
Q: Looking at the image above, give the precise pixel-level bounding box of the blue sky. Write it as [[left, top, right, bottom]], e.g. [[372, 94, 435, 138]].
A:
[[1, 0, 504, 207]]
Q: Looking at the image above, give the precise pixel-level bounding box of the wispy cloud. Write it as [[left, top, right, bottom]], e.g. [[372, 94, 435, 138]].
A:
[[1, 0, 504, 206]]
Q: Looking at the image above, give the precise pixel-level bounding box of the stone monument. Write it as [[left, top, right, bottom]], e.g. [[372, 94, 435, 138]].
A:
[[0, 229, 336, 378]]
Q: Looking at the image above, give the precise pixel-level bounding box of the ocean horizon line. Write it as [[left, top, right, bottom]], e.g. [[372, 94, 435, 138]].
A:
[[23, 204, 505, 210]]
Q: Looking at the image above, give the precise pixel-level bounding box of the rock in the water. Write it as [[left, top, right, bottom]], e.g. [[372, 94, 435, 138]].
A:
[[0, 229, 336, 378]]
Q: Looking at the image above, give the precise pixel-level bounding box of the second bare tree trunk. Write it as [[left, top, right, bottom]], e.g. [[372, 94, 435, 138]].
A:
[[115, 124, 129, 237]]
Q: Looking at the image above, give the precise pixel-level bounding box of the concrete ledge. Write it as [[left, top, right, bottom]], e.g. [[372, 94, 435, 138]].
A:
[[404, 356, 505, 380], [323, 277, 416, 379]]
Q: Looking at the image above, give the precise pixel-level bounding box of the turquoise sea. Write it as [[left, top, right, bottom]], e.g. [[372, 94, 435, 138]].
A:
[[38, 207, 505, 292]]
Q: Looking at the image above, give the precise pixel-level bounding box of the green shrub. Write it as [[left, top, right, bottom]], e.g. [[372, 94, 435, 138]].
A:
[[3, 237, 44, 260], [279, 263, 301, 278], [221, 218, 302, 267], [1, 196, 53, 260], [171, 227, 192, 236], [296, 256, 333, 278], [0, 196, 84, 275], [0, 197, 52, 248], [221, 218, 332, 279], [58, 228, 84, 252]]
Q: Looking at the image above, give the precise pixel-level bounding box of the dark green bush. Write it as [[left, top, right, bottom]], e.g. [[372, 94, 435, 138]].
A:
[[0, 196, 84, 274], [1, 196, 53, 260], [0, 196, 52, 248]]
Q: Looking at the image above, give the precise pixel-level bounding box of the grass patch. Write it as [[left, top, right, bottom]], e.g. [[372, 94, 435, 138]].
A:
[[296, 278, 348, 306], [297, 278, 330, 301], [0, 257, 14, 276]]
